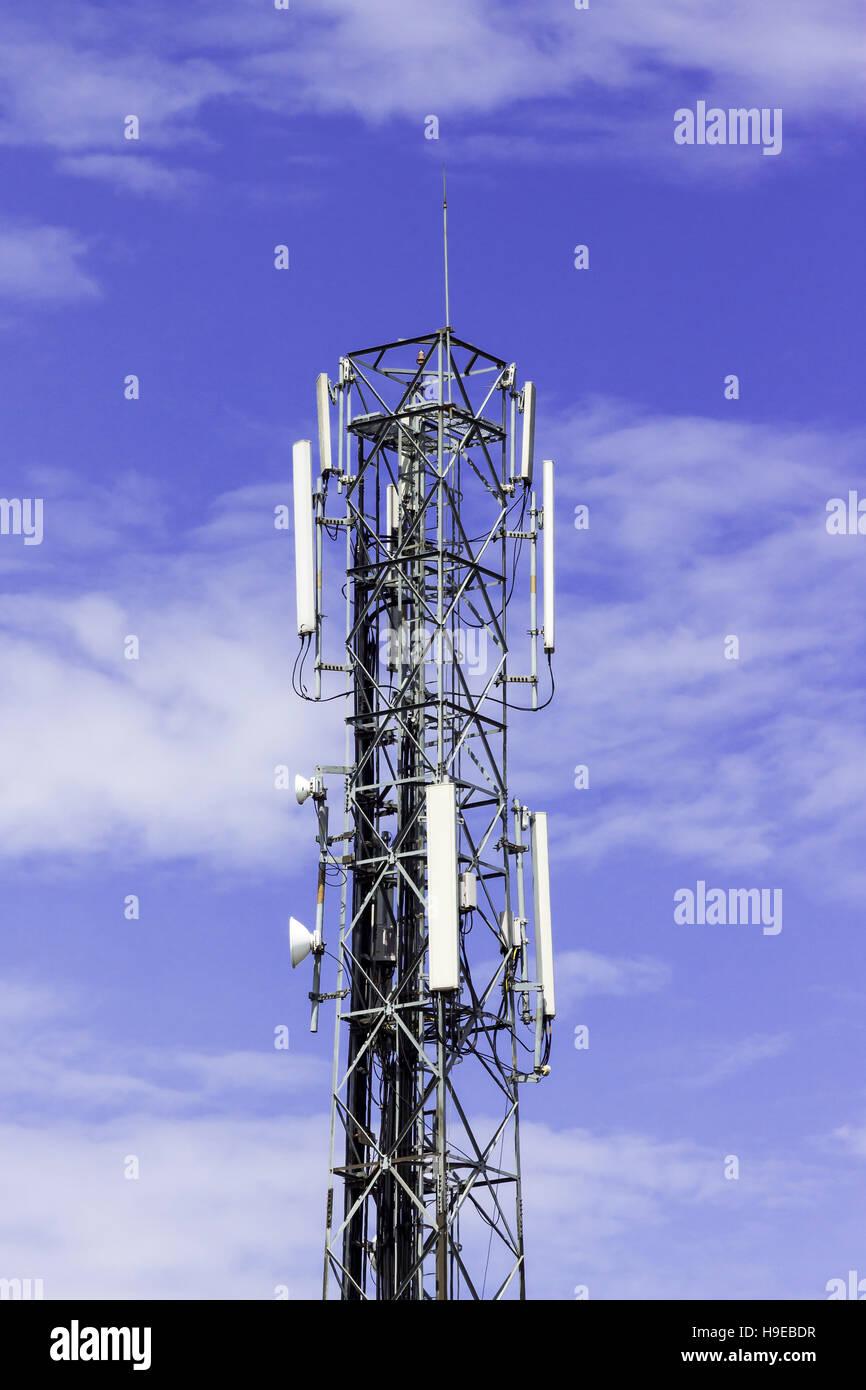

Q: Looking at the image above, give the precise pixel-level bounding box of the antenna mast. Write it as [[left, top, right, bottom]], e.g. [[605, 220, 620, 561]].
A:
[[443, 168, 450, 329], [291, 309, 556, 1300]]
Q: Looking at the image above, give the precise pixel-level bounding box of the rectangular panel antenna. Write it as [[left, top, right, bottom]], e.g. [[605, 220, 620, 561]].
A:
[[292, 439, 316, 635], [386, 483, 399, 537], [531, 811, 555, 1017], [542, 457, 555, 653], [316, 373, 332, 473], [426, 781, 460, 991], [520, 382, 536, 481]]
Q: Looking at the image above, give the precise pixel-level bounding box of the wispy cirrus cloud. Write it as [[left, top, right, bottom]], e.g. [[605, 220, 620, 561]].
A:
[[679, 1031, 792, 1088]]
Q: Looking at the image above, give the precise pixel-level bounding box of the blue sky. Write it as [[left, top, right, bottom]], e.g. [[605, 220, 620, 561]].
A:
[[1, 0, 865, 1300]]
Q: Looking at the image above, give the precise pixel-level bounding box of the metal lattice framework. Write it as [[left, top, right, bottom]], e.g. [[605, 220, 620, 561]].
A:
[[293, 327, 555, 1300]]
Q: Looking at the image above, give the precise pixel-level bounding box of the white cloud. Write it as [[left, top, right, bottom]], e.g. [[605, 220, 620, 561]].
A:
[[829, 1124, 866, 1158], [58, 153, 207, 198], [555, 950, 670, 1009], [0, 972, 326, 1118], [0, 24, 237, 153], [0, 476, 344, 868], [0, 972, 847, 1300], [233, 0, 866, 124], [0, 0, 861, 179], [0, 1114, 328, 1299], [680, 1032, 792, 1088], [513, 402, 866, 900], [0, 1106, 830, 1299], [3, 398, 865, 912], [0, 977, 70, 1024], [520, 1121, 826, 1298], [0, 223, 99, 304]]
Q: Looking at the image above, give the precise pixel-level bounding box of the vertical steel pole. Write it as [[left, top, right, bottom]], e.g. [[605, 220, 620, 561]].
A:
[[435, 993, 448, 1299]]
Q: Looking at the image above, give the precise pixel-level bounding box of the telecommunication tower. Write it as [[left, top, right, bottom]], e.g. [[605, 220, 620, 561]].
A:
[[289, 300, 557, 1299]]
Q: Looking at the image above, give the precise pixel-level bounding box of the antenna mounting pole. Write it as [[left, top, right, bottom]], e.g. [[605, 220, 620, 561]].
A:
[[442, 167, 450, 330]]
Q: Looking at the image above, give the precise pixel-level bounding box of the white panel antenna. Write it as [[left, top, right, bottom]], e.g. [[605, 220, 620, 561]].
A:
[[386, 483, 399, 538], [520, 382, 535, 481], [530, 811, 555, 1018], [316, 373, 332, 474], [292, 439, 316, 636], [426, 781, 460, 991], [542, 457, 555, 653]]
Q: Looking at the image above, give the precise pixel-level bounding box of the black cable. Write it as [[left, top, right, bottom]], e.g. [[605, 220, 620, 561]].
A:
[[291, 632, 349, 704], [291, 633, 311, 698], [500, 650, 555, 712], [297, 633, 311, 697]]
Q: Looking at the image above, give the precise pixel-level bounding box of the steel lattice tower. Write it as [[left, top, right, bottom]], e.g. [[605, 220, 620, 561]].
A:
[[290, 325, 556, 1300]]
